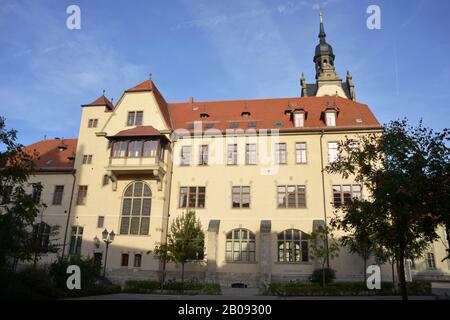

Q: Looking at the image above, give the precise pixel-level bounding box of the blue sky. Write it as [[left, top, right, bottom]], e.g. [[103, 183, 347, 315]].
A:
[[0, 0, 449, 145]]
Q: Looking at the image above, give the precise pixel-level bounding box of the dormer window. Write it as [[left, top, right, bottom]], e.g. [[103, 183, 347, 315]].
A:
[[241, 112, 251, 117], [325, 110, 336, 127], [293, 112, 305, 128], [200, 113, 210, 119]]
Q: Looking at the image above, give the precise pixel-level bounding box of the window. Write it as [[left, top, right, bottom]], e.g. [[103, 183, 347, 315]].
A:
[[179, 186, 206, 208], [97, 216, 105, 228], [134, 254, 142, 268], [333, 185, 362, 207], [88, 119, 98, 128], [102, 175, 109, 186], [32, 222, 51, 251], [180, 146, 191, 166], [427, 252, 436, 269], [246, 144, 257, 165], [277, 185, 306, 208], [227, 144, 238, 165], [226, 229, 256, 262], [52, 185, 64, 205], [232, 186, 250, 208], [293, 112, 305, 128], [127, 111, 143, 126], [143, 141, 158, 158], [69, 226, 83, 255], [112, 140, 159, 159], [127, 141, 143, 158], [76, 186, 88, 205], [135, 111, 143, 125], [120, 181, 152, 235], [325, 111, 336, 126], [32, 184, 42, 203], [275, 143, 287, 164], [199, 145, 208, 165], [278, 229, 309, 262], [295, 142, 307, 164], [112, 141, 128, 158], [328, 142, 339, 163], [121, 253, 129, 267], [82, 154, 92, 164]]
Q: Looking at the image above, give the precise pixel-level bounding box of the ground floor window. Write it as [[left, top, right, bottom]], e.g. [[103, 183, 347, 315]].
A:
[[225, 229, 256, 263], [69, 226, 83, 256], [277, 229, 309, 262]]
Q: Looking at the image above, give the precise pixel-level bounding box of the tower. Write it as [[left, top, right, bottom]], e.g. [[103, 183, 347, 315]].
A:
[[301, 9, 356, 100]]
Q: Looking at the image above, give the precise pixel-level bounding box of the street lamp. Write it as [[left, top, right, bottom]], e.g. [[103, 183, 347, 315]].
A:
[[101, 229, 115, 279]]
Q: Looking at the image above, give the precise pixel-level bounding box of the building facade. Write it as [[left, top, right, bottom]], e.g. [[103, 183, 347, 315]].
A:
[[23, 12, 450, 286]]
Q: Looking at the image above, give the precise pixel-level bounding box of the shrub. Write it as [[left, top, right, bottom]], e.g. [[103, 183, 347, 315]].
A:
[[262, 281, 431, 296], [124, 280, 161, 293], [164, 280, 221, 295], [310, 268, 336, 284]]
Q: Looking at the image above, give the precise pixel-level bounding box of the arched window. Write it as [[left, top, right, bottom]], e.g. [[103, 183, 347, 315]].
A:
[[120, 181, 152, 235], [277, 229, 309, 262], [226, 228, 256, 262]]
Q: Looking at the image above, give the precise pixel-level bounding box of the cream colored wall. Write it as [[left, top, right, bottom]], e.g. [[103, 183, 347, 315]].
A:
[[316, 84, 347, 98], [69, 91, 171, 275], [26, 172, 75, 264], [102, 91, 169, 134], [26, 88, 450, 283]]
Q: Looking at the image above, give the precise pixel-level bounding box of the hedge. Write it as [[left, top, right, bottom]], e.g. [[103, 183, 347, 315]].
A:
[[261, 281, 432, 296]]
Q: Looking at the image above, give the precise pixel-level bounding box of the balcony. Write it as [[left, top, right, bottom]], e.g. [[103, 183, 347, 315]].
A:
[[105, 126, 170, 191], [105, 157, 166, 191]]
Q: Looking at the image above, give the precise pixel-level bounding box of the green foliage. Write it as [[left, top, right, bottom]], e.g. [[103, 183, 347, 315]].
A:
[[326, 119, 449, 300], [124, 280, 161, 293], [261, 281, 431, 296], [310, 268, 336, 284], [0, 117, 51, 269], [123, 279, 221, 295], [0, 266, 59, 300], [49, 255, 101, 296], [164, 280, 221, 295], [154, 210, 205, 282]]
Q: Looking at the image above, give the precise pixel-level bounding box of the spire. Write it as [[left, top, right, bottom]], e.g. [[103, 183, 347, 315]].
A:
[[319, 7, 326, 43]]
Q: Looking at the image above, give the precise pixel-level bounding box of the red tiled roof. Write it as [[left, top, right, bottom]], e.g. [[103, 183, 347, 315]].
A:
[[111, 126, 162, 138], [167, 95, 380, 132], [125, 80, 172, 129], [82, 95, 114, 110], [24, 139, 78, 171]]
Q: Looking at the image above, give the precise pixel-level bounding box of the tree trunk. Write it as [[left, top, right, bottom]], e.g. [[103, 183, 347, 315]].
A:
[[363, 258, 367, 283], [398, 244, 408, 301], [181, 263, 185, 284], [391, 258, 395, 288], [322, 261, 326, 287]]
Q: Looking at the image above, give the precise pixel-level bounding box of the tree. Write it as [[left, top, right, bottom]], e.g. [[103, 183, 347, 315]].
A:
[[0, 117, 43, 272], [326, 119, 448, 300], [154, 210, 205, 284], [309, 225, 340, 286]]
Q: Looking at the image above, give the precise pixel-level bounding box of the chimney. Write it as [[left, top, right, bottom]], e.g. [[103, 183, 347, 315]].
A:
[[189, 96, 194, 104]]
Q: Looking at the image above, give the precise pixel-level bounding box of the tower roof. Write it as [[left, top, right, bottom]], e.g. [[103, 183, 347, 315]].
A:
[[314, 8, 334, 61], [82, 95, 114, 110]]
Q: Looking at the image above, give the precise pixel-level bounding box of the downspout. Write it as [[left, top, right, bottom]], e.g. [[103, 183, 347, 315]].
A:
[[161, 139, 174, 287], [62, 169, 76, 257], [319, 130, 330, 268]]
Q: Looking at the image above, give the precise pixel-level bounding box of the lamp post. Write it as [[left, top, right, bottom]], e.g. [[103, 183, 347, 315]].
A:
[[101, 228, 115, 280]]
